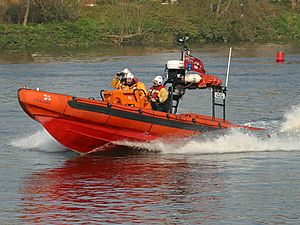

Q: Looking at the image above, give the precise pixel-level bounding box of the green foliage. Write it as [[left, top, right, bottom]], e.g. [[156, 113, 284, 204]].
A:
[[1, 0, 300, 49], [198, 22, 228, 42], [0, 18, 109, 49], [143, 19, 167, 34], [273, 13, 300, 39]]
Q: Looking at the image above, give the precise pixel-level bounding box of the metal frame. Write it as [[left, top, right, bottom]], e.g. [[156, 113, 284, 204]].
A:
[[212, 87, 227, 121], [166, 38, 231, 120]]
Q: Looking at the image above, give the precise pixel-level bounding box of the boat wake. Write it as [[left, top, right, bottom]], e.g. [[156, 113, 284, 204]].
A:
[[10, 129, 66, 153], [281, 105, 300, 132], [117, 105, 300, 154]]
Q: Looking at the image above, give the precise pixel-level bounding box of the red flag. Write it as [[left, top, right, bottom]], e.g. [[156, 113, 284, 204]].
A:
[[184, 54, 206, 74]]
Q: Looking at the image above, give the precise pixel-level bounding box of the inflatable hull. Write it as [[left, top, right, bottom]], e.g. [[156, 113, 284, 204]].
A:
[[18, 88, 261, 154]]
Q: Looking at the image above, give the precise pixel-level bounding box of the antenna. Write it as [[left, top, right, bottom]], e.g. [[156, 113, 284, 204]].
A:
[[225, 47, 232, 88], [177, 37, 189, 61]]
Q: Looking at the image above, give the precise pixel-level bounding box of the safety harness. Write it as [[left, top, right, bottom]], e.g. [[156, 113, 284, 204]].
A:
[[149, 85, 165, 102]]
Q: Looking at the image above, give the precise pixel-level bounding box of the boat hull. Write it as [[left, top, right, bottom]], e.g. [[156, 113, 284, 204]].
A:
[[18, 88, 259, 154], [35, 115, 159, 154]]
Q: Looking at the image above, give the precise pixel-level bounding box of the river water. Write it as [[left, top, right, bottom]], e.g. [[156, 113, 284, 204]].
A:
[[0, 42, 300, 224]]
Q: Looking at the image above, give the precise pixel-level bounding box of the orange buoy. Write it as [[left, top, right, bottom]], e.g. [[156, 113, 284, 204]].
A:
[[276, 51, 285, 63]]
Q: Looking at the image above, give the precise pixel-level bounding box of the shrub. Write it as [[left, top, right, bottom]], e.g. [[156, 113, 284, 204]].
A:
[[272, 13, 300, 39]]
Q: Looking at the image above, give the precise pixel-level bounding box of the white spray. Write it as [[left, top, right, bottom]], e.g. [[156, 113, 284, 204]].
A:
[[118, 105, 300, 154], [10, 129, 65, 152], [281, 105, 300, 132]]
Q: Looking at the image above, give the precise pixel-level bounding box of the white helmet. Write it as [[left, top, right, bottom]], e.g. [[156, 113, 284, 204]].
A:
[[124, 72, 134, 79], [153, 75, 163, 85], [122, 68, 130, 75]]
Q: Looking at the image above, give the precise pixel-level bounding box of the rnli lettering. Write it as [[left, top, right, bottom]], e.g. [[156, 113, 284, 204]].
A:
[[35, 94, 52, 104], [35, 98, 50, 104]]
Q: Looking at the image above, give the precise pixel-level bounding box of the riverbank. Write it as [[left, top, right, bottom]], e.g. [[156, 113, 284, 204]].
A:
[[0, 2, 300, 49], [1, 41, 300, 65]]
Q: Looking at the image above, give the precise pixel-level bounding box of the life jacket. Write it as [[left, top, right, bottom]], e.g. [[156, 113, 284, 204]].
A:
[[149, 85, 165, 102]]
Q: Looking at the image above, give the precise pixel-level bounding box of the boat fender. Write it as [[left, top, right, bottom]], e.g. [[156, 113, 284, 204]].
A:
[[72, 97, 77, 101], [218, 122, 222, 128], [138, 109, 143, 114], [192, 118, 196, 123], [88, 97, 95, 100], [184, 74, 202, 84], [166, 114, 170, 119], [107, 103, 112, 108]]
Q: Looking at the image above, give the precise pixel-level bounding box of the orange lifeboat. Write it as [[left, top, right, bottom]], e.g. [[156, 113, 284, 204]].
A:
[[18, 41, 264, 154], [18, 85, 262, 154]]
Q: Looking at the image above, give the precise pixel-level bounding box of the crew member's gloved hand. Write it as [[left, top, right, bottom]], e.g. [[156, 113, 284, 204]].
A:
[[150, 97, 156, 102]]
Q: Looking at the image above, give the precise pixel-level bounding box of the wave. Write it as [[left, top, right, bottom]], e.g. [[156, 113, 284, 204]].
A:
[[116, 128, 300, 154], [281, 105, 300, 132], [117, 105, 300, 154], [10, 129, 65, 152]]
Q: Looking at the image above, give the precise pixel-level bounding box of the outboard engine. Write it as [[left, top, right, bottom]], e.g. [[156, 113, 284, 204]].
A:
[[165, 60, 186, 113], [166, 60, 185, 81], [166, 60, 202, 87]]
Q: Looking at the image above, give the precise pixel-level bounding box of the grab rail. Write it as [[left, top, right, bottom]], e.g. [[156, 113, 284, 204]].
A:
[[99, 90, 105, 101], [133, 89, 147, 102]]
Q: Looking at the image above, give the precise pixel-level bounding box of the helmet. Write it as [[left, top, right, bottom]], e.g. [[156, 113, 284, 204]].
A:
[[122, 68, 130, 75], [153, 75, 163, 86], [124, 72, 134, 79]]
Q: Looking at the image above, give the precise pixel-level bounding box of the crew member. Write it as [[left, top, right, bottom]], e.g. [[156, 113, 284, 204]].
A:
[[148, 75, 169, 112], [111, 68, 147, 94]]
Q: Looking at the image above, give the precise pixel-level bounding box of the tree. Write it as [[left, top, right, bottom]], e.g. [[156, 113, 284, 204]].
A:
[[292, 0, 297, 10], [108, 0, 153, 45], [216, 0, 222, 14], [22, 0, 29, 26]]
